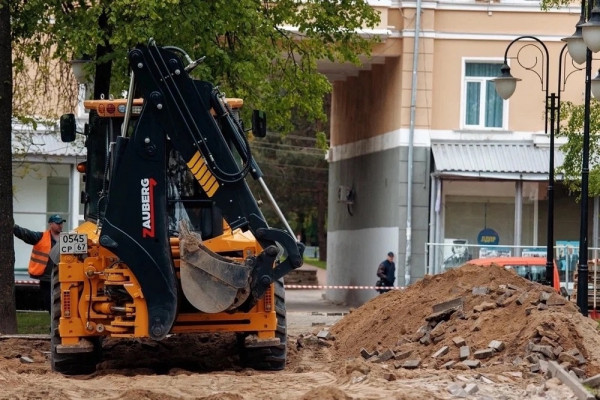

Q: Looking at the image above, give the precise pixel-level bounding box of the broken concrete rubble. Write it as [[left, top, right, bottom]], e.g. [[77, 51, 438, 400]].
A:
[[330, 263, 600, 399]]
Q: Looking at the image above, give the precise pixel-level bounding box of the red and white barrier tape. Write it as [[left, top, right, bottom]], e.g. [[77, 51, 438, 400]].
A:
[[15, 280, 39, 286], [284, 284, 404, 290]]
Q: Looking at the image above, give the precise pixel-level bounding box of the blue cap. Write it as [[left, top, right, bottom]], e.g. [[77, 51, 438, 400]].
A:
[[48, 214, 66, 224]]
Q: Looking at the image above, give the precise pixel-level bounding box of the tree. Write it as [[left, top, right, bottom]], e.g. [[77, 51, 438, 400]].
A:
[[0, 0, 17, 334], [249, 111, 330, 260], [16, 0, 379, 132], [555, 100, 600, 197]]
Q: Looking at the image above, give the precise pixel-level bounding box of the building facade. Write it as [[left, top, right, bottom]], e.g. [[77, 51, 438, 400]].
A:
[[12, 123, 84, 279], [324, 0, 590, 306]]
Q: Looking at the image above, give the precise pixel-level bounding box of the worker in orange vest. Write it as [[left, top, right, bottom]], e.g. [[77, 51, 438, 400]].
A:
[[13, 214, 65, 312]]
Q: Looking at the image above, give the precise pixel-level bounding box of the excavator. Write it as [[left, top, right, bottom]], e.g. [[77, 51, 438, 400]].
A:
[[56, 40, 304, 374]]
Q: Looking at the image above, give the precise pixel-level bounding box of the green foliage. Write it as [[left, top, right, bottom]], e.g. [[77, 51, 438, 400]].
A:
[[17, 311, 50, 334], [304, 257, 326, 270], [12, 0, 380, 132], [555, 99, 600, 197], [539, 0, 572, 11]]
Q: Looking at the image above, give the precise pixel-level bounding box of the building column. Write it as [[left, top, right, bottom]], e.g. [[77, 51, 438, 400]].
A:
[[514, 181, 523, 256]]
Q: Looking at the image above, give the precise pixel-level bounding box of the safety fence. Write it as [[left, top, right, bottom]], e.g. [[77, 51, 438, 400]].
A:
[[426, 241, 600, 294]]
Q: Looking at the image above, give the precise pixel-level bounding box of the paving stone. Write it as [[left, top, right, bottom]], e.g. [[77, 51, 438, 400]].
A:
[[375, 349, 395, 362], [474, 348, 494, 359], [516, 292, 529, 305], [558, 352, 580, 366], [402, 358, 422, 369], [488, 340, 505, 352], [571, 367, 586, 379], [414, 325, 430, 341], [360, 348, 373, 359], [432, 346, 449, 358], [452, 336, 466, 347], [537, 303, 549, 311], [446, 383, 467, 397], [547, 295, 567, 306], [432, 297, 464, 313], [441, 360, 456, 369], [532, 345, 556, 360], [553, 346, 564, 357], [507, 283, 521, 291], [548, 361, 596, 400], [530, 363, 540, 373], [394, 350, 412, 361], [316, 330, 332, 340], [459, 346, 470, 360], [464, 383, 479, 395], [582, 373, 600, 388], [472, 286, 489, 295], [463, 360, 481, 369]]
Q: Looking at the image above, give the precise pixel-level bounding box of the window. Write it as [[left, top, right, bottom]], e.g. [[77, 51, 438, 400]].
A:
[[47, 176, 70, 225], [463, 62, 504, 129]]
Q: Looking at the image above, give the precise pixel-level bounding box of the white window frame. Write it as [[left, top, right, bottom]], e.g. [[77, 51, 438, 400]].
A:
[[460, 58, 508, 130]]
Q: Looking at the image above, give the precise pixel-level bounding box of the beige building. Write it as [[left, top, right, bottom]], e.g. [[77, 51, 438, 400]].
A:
[[323, 0, 590, 306]]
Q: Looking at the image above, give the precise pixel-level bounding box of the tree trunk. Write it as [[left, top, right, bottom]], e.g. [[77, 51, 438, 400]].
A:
[[93, 9, 113, 100], [0, 0, 18, 334]]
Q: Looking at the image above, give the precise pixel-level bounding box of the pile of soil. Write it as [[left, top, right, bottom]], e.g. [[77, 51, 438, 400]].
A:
[[329, 263, 600, 376]]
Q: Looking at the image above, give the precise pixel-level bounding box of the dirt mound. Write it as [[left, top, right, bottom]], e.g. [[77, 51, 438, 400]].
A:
[[330, 263, 600, 376]]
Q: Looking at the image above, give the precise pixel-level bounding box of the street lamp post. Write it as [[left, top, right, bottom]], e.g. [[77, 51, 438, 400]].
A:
[[494, 37, 574, 289], [563, 0, 600, 316]]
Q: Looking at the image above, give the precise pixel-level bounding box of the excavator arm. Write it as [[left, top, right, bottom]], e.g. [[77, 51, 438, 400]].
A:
[[99, 41, 303, 339]]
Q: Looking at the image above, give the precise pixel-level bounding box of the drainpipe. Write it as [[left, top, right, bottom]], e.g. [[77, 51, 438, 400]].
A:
[[404, 0, 422, 286]]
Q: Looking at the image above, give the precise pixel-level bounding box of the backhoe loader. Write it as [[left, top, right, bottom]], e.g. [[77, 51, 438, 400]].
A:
[[56, 40, 304, 374]]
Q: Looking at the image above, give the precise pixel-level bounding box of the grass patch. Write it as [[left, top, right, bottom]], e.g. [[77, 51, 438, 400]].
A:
[[17, 311, 50, 334], [304, 257, 326, 270]]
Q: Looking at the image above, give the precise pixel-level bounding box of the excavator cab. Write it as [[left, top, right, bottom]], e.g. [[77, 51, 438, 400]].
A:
[[53, 41, 303, 375]]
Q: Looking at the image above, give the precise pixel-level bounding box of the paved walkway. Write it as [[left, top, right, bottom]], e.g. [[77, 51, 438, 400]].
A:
[[285, 263, 349, 314]]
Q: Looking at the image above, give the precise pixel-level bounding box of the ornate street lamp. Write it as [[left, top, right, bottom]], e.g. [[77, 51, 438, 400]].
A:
[[494, 37, 581, 290]]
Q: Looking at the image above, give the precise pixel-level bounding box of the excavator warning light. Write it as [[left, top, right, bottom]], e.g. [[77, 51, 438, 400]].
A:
[[106, 103, 116, 114], [76, 162, 86, 173]]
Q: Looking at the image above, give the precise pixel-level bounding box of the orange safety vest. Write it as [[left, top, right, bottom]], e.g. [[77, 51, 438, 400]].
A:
[[28, 230, 52, 277]]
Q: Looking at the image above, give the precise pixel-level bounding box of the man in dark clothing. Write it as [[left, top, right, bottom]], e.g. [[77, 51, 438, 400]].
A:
[[13, 214, 66, 312], [376, 251, 396, 294]]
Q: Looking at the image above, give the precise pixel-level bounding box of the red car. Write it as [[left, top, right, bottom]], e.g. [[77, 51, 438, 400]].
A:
[[468, 256, 561, 293]]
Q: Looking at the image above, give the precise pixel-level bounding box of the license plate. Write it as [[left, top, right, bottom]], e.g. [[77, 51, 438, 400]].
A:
[[59, 232, 88, 254]]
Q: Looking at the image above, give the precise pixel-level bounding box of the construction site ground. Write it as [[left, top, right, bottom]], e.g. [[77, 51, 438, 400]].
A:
[[2, 263, 600, 399]]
